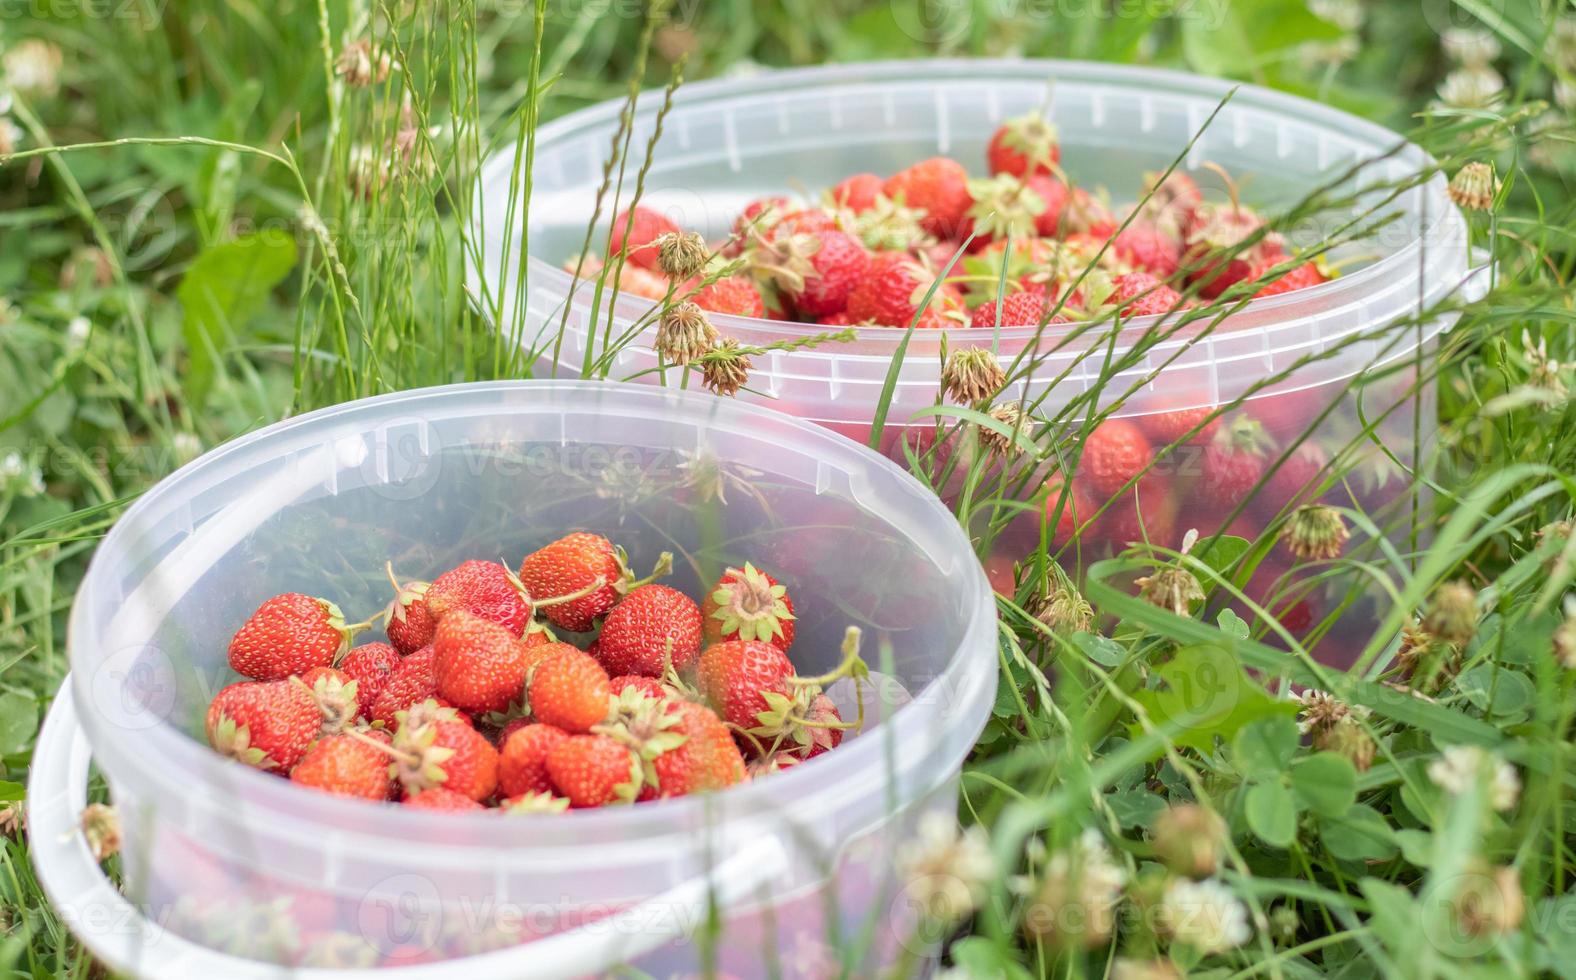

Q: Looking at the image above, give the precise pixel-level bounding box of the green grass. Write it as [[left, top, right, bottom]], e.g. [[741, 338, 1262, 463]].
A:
[[3, 0, 1576, 976]]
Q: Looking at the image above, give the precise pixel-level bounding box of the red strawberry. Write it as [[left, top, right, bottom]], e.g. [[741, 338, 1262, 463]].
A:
[[382, 574, 437, 655], [498, 723, 569, 798], [1140, 170, 1204, 229], [1064, 188, 1118, 239], [650, 701, 746, 798], [424, 560, 532, 637], [1108, 272, 1184, 318], [846, 251, 962, 328], [830, 172, 883, 213], [987, 113, 1060, 177], [818, 310, 862, 327], [747, 751, 804, 779], [786, 231, 870, 318], [206, 680, 320, 772], [610, 675, 666, 699], [963, 173, 1055, 247], [528, 645, 613, 733], [609, 206, 679, 271], [1077, 419, 1154, 498], [769, 209, 840, 241], [1113, 222, 1182, 278], [1201, 416, 1275, 509], [1136, 405, 1222, 447], [1252, 259, 1330, 298], [1042, 474, 1096, 548], [970, 290, 1066, 329], [732, 195, 793, 242], [432, 609, 539, 715], [796, 693, 844, 759], [227, 593, 361, 681], [696, 640, 794, 731], [1025, 175, 1069, 236], [1184, 202, 1282, 299], [594, 584, 703, 677], [546, 734, 641, 807], [1261, 442, 1329, 516], [339, 642, 401, 717], [391, 701, 499, 802], [518, 533, 631, 632], [884, 157, 972, 239], [290, 733, 394, 802], [1094, 470, 1180, 551], [692, 276, 766, 318], [700, 563, 796, 652], [299, 666, 361, 736], [369, 645, 437, 726], [401, 787, 484, 811]]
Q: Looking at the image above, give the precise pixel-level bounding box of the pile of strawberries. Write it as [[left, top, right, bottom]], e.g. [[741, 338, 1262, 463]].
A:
[[586, 111, 1327, 330], [206, 533, 858, 812]]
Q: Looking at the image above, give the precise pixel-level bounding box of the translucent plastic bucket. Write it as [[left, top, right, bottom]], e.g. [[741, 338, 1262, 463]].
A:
[[33, 381, 996, 977]]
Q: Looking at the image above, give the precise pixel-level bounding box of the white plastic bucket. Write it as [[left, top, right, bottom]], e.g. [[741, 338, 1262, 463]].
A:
[[33, 381, 997, 976]]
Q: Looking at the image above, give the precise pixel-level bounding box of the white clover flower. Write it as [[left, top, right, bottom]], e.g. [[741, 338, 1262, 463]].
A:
[[66, 315, 90, 350], [3, 39, 63, 98], [1428, 745, 1520, 811], [0, 451, 24, 480], [172, 432, 202, 465], [1437, 66, 1505, 109], [1020, 829, 1128, 948], [897, 812, 996, 926], [1308, 0, 1363, 31], [1441, 28, 1501, 68], [0, 451, 43, 496], [1157, 877, 1251, 955]]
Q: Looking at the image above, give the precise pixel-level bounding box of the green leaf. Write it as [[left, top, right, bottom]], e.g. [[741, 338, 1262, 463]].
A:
[[1239, 0, 1347, 53], [1290, 752, 1357, 817], [0, 780, 23, 802], [1195, 535, 1251, 577], [0, 692, 38, 756], [1319, 803, 1397, 863], [175, 230, 298, 408], [1395, 828, 1435, 868], [1181, 5, 1253, 77], [1106, 787, 1168, 829], [946, 936, 1034, 980], [1130, 644, 1299, 755], [1246, 779, 1298, 848], [1073, 631, 1127, 668], [1456, 663, 1535, 722], [1233, 715, 1301, 779], [1217, 608, 1250, 639]]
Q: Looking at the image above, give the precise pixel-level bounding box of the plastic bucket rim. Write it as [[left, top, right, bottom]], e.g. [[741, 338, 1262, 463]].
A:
[[68, 379, 997, 845]]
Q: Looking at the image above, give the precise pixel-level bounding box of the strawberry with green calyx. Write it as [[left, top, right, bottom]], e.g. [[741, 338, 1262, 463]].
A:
[[1138, 169, 1204, 229], [963, 174, 1050, 248], [206, 680, 321, 772], [369, 645, 437, 726], [228, 593, 371, 681], [698, 627, 867, 760], [648, 701, 745, 797], [1201, 414, 1276, 510], [750, 627, 867, 760], [1182, 164, 1284, 299], [594, 687, 690, 796], [498, 792, 571, 815], [339, 642, 401, 717], [518, 533, 674, 633], [380, 700, 499, 802], [987, 112, 1061, 178], [849, 193, 936, 253], [610, 674, 667, 700], [432, 609, 544, 716], [846, 251, 967, 329], [423, 560, 534, 637], [498, 722, 569, 797], [528, 644, 614, 733], [546, 733, 643, 808], [884, 157, 974, 240], [701, 563, 796, 652], [382, 563, 437, 655], [290, 732, 394, 802], [401, 787, 484, 812], [594, 584, 703, 677], [296, 667, 362, 737], [747, 750, 803, 779]]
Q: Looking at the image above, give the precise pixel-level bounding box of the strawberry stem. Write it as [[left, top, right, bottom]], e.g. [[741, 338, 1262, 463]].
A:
[[624, 551, 675, 592], [1200, 161, 1242, 216], [786, 625, 867, 688], [532, 575, 610, 609]]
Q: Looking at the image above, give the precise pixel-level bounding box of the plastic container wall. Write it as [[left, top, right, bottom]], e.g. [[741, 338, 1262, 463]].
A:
[[62, 382, 996, 975]]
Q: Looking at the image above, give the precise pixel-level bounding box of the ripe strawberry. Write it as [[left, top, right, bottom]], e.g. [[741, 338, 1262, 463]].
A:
[[1113, 222, 1182, 278], [1108, 272, 1184, 318], [518, 533, 628, 632], [963, 173, 1054, 248], [339, 642, 401, 717], [1025, 174, 1069, 236], [424, 560, 532, 637], [1261, 442, 1329, 516], [1136, 405, 1222, 447], [786, 230, 870, 318], [1064, 188, 1118, 239], [796, 692, 844, 759], [369, 645, 437, 726], [498, 723, 569, 798], [846, 251, 962, 328], [1252, 258, 1330, 298], [433, 609, 539, 715], [528, 645, 613, 733], [299, 666, 361, 736], [227, 593, 361, 681], [1094, 470, 1180, 551], [987, 113, 1060, 177], [382, 574, 437, 655], [594, 584, 703, 677], [401, 787, 484, 811], [1042, 473, 1096, 548], [609, 205, 679, 271], [1183, 202, 1282, 299], [696, 640, 794, 731], [692, 275, 766, 317], [206, 680, 320, 772], [883, 157, 973, 239], [498, 792, 571, 815], [701, 563, 796, 652], [1077, 419, 1154, 497], [610, 675, 666, 699], [769, 209, 840, 241], [290, 733, 394, 802], [970, 290, 1067, 328], [732, 195, 793, 241], [649, 701, 746, 798], [1139, 170, 1204, 229], [818, 310, 863, 327], [391, 701, 499, 802], [747, 751, 803, 779], [1201, 416, 1275, 509], [830, 172, 883, 213], [546, 734, 641, 807]]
